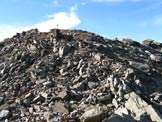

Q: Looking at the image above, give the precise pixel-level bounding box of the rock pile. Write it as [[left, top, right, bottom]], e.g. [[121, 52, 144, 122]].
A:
[[0, 29, 162, 122]]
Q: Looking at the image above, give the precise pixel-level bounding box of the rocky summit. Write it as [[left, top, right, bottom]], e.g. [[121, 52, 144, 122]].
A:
[[0, 28, 162, 122]]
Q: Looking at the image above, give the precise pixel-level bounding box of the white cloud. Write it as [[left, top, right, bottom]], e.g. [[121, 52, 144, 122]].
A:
[[34, 11, 80, 31], [0, 8, 80, 41]]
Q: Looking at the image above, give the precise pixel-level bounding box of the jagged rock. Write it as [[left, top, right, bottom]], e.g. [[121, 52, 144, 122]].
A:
[[43, 81, 53, 87], [150, 54, 162, 62], [0, 110, 10, 120], [139, 112, 152, 122], [94, 54, 102, 62], [57, 90, 70, 100], [143, 39, 155, 46], [125, 92, 162, 121], [59, 45, 71, 58], [103, 114, 135, 122], [129, 61, 150, 73], [112, 98, 119, 108], [0, 97, 4, 105], [80, 107, 106, 122], [25, 92, 33, 99], [53, 102, 69, 114], [98, 94, 112, 103], [33, 95, 45, 103], [43, 112, 60, 122], [88, 81, 97, 89], [73, 81, 86, 91]]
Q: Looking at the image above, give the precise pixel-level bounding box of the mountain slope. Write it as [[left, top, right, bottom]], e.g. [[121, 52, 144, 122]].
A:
[[0, 29, 162, 122]]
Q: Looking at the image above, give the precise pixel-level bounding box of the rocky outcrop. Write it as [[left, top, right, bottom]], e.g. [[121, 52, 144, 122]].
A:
[[0, 29, 162, 121]]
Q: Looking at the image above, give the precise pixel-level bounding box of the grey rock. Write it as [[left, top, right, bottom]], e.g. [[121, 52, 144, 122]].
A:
[[73, 81, 86, 91], [23, 98, 31, 106], [94, 54, 102, 61], [33, 95, 45, 103], [129, 61, 150, 73], [113, 77, 119, 88], [0, 96, 4, 105], [25, 92, 33, 99], [150, 54, 162, 62], [125, 92, 162, 121], [104, 114, 135, 122], [98, 94, 112, 103], [143, 39, 154, 46], [140, 112, 152, 122], [44, 112, 60, 122], [80, 107, 105, 122], [53, 102, 69, 114], [43, 81, 53, 87], [57, 90, 70, 100], [112, 98, 118, 108], [88, 81, 97, 89], [0, 110, 10, 120], [59, 45, 71, 57]]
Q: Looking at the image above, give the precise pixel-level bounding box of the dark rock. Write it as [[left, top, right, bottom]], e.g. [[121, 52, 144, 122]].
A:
[[0, 96, 4, 105], [98, 94, 112, 103], [73, 81, 87, 91], [140, 112, 152, 122], [103, 114, 135, 122], [33, 95, 45, 103]]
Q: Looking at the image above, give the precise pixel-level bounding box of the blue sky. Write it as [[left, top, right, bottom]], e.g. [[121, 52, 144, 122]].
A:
[[0, 0, 162, 42]]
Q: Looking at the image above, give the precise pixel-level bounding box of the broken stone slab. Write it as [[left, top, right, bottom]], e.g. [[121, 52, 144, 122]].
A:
[[139, 112, 152, 122], [102, 114, 135, 122], [0, 110, 10, 120], [94, 54, 102, 62], [59, 45, 71, 58], [129, 61, 150, 73], [80, 106, 106, 122], [112, 98, 119, 108], [73, 81, 86, 91], [53, 102, 69, 114], [35, 79, 46, 84], [43, 81, 53, 87], [88, 81, 97, 89], [98, 94, 112, 103], [125, 92, 162, 121], [150, 54, 162, 62], [40, 92, 48, 99], [59, 68, 68, 76], [43, 112, 60, 122], [33, 95, 45, 103], [25, 92, 33, 99], [56, 90, 70, 100], [142, 39, 155, 47], [114, 107, 137, 122], [0, 96, 4, 105]]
